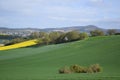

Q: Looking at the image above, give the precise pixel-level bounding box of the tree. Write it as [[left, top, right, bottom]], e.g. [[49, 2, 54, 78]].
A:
[[55, 31, 81, 43], [42, 36, 51, 45], [36, 32, 50, 45], [90, 30, 104, 37], [29, 32, 48, 39], [65, 31, 80, 42], [30, 32, 40, 39], [115, 33, 120, 35], [55, 33, 66, 43], [49, 32, 61, 43], [79, 32, 88, 40], [39, 32, 48, 38], [107, 29, 116, 35], [4, 38, 25, 46]]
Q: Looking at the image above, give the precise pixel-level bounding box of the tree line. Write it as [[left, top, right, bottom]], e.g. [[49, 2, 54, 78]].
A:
[[29, 29, 118, 46], [1, 29, 119, 46], [30, 31, 89, 45]]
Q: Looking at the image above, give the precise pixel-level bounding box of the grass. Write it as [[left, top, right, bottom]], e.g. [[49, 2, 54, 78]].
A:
[[0, 35, 120, 80], [0, 39, 37, 50]]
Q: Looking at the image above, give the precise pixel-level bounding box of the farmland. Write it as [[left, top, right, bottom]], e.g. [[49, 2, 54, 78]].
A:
[[0, 39, 37, 50], [0, 35, 120, 80]]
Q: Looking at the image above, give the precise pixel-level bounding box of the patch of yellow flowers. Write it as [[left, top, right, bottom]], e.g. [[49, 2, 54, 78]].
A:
[[0, 40, 37, 51]]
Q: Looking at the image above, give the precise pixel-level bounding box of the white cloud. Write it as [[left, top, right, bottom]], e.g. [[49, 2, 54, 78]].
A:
[[0, 0, 98, 17], [0, 0, 45, 16], [0, 0, 120, 29]]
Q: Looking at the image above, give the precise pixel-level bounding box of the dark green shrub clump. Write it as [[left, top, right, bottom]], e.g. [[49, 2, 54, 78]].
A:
[[59, 64, 102, 74]]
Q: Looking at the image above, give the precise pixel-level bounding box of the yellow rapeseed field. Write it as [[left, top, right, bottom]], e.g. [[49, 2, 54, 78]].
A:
[[0, 40, 37, 51]]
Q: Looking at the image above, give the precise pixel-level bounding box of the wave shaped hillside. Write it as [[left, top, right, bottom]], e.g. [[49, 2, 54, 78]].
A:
[[0, 35, 120, 80]]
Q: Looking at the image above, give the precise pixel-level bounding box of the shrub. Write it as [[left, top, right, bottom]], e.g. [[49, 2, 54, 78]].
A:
[[56, 31, 80, 43], [65, 31, 80, 42], [4, 38, 26, 46], [49, 32, 61, 44], [79, 32, 89, 40], [107, 29, 116, 35], [58, 64, 102, 74], [89, 64, 102, 73], [59, 66, 71, 74], [87, 67, 94, 73], [90, 30, 104, 36], [115, 33, 120, 35], [70, 64, 86, 73]]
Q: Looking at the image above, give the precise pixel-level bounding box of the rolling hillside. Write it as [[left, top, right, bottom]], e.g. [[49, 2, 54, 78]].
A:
[[0, 35, 120, 80]]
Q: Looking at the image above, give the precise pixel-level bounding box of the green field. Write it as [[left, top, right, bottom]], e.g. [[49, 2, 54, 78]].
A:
[[0, 35, 120, 80]]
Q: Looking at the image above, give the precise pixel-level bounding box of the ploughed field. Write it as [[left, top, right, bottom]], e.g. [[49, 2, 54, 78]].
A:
[[0, 35, 120, 80]]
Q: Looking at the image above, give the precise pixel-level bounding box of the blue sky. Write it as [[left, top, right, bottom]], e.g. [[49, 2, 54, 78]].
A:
[[0, 0, 120, 29]]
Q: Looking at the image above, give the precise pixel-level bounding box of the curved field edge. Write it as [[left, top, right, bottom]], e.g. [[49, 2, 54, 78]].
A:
[[0, 35, 120, 80], [0, 39, 37, 50]]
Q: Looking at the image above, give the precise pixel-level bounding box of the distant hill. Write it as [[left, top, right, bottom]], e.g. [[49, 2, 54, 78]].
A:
[[0, 25, 104, 32], [46, 25, 105, 32], [0, 25, 120, 35]]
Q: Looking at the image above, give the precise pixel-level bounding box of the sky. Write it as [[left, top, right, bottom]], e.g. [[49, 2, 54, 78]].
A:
[[0, 0, 120, 29]]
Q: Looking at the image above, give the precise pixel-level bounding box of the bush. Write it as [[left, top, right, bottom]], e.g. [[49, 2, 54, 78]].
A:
[[65, 31, 80, 42], [4, 38, 26, 46], [115, 33, 120, 35], [70, 64, 86, 73], [88, 64, 102, 73], [49, 32, 61, 44], [107, 29, 116, 35], [58, 64, 102, 74], [59, 66, 71, 74], [79, 32, 89, 40], [90, 30, 104, 37], [87, 67, 94, 73]]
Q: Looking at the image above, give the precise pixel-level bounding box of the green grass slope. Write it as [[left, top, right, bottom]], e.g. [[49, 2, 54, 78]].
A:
[[0, 35, 120, 80]]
